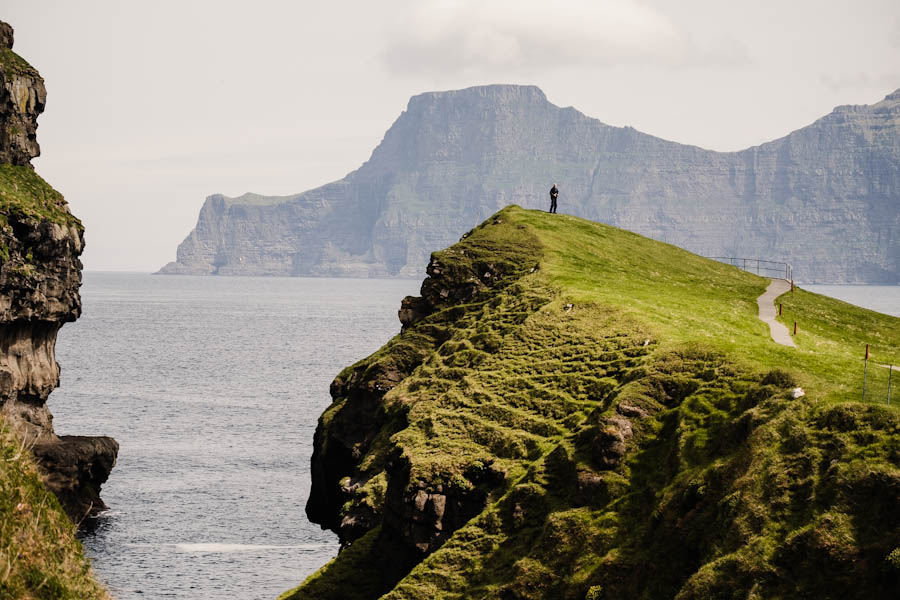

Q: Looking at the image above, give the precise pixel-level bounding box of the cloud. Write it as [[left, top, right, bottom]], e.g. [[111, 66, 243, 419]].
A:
[[383, 0, 748, 76], [820, 71, 900, 94]]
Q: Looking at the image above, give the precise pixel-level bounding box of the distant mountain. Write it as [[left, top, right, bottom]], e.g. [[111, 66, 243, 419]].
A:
[[159, 85, 900, 283]]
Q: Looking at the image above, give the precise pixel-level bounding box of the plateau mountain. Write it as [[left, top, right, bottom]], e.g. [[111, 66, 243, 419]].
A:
[[161, 84, 899, 284]]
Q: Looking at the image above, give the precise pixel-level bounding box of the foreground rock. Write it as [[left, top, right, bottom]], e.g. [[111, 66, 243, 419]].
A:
[[284, 206, 899, 600], [162, 84, 899, 284], [0, 21, 117, 522]]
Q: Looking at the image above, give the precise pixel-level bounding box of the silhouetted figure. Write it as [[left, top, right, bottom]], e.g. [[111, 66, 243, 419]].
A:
[[549, 184, 558, 213]]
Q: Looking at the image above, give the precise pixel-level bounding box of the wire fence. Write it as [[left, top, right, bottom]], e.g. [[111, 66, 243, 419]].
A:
[[862, 360, 895, 405], [706, 257, 793, 280]]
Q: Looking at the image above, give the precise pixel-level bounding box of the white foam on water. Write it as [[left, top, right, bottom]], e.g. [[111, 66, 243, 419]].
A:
[[172, 543, 329, 553], [121, 543, 331, 553]]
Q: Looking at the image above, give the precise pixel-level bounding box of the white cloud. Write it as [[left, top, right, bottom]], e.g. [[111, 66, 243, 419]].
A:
[[383, 0, 743, 75], [820, 71, 900, 94]]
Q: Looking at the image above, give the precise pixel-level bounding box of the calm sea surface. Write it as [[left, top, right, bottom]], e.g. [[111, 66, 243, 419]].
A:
[[51, 273, 420, 600], [50, 275, 897, 599], [803, 285, 899, 317]]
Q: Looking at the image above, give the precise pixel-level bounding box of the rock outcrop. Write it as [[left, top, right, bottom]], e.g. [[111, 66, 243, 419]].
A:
[[285, 206, 900, 600], [0, 21, 44, 167], [161, 84, 899, 284], [0, 21, 117, 522]]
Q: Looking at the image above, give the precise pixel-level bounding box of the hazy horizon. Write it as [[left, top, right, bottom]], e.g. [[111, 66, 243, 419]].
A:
[[4, 0, 899, 271]]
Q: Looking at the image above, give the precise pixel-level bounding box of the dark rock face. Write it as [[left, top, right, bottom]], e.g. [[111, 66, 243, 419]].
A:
[[306, 221, 539, 558], [0, 24, 46, 167], [591, 415, 633, 470], [161, 84, 899, 283], [0, 22, 13, 50], [0, 21, 117, 522], [30, 435, 119, 519]]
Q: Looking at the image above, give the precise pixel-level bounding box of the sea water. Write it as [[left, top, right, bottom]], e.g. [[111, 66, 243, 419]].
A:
[[803, 285, 899, 317], [51, 273, 420, 599], [50, 275, 897, 599]]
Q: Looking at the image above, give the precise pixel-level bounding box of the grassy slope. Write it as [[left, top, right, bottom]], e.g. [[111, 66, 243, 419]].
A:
[[516, 209, 899, 401], [284, 206, 899, 600], [0, 47, 39, 78], [0, 421, 109, 599], [0, 164, 81, 228]]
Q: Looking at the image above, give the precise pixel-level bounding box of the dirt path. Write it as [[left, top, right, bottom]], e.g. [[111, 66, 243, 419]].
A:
[[758, 279, 796, 347]]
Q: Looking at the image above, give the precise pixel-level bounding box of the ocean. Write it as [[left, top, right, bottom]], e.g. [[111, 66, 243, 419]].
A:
[[51, 273, 420, 599], [802, 285, 900, 317], [50, 274, 897, 599]]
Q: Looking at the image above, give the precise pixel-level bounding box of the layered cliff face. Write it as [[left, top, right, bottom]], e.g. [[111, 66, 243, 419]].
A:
[[285, 206, 900, 600], [162, 84, 899, 283], [0, 22, 44, 167], [0, 21, 117, 522]]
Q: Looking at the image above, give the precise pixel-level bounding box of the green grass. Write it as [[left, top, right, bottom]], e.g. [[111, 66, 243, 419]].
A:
[[0, 47, 38, 77], [278, 528, 387, 600], [0, 421, 109, 599], [284, 206, 900, 600], [512, 208, 899, 403], [0, 164, 81, 228]]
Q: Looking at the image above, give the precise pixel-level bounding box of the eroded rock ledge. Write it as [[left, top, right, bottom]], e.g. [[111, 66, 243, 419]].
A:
[[291, 209, 900, 600], [303, 216, 544, 592], [0, 21, 117, 522]]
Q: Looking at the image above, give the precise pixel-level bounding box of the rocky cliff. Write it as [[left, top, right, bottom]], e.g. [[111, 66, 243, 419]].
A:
[[161, 84, 899, 284], [0, 21, 117, 522], [284, 206, 900, 600]]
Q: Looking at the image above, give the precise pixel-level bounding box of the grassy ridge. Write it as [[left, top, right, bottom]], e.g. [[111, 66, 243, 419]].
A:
[[0, 165, 81, 228], [0, 421, 109, 599], [0, 47, 38, 78], [513, 209, 899, 401], [284, 206, 899, 599]]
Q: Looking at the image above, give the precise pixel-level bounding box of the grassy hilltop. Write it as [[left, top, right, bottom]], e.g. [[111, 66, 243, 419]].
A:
[[286, 206, 899, 600]]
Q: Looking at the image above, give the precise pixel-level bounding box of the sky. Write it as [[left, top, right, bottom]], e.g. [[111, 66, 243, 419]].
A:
[[4, 0, 899, 271]]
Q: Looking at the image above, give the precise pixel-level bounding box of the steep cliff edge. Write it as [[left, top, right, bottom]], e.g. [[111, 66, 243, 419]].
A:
[[162, 84, 899, 284], [285, 206, 899, 600], [0, 21, 117, 522]]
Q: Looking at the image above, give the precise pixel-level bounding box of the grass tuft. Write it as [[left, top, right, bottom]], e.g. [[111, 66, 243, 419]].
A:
[[0, 420, 109, 599]]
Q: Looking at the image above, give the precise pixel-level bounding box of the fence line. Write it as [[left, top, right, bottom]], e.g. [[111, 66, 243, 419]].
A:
[[706, 256, 793, 280], [863, 360, 895, 405]]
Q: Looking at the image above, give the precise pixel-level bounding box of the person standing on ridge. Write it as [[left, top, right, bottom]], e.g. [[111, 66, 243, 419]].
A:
[[549, 184, 559, 213]]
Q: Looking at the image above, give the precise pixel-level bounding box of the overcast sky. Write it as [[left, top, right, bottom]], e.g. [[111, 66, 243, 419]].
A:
[[4, 0, 899, 271]]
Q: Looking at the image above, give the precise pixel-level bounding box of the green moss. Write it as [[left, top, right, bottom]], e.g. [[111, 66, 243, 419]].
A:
[[0, 420, 109, 599], [278, 527, 386, 600], [0, 164, 81, 228], [285, 206, 900, 599], [0, 47, 38, 77]]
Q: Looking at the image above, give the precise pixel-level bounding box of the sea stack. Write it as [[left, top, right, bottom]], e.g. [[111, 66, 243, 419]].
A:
[[0, 20, 117, 521]]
